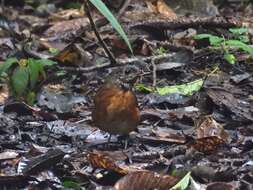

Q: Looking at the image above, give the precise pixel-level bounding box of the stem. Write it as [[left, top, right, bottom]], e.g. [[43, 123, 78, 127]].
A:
[[84, 0, 117, 65]]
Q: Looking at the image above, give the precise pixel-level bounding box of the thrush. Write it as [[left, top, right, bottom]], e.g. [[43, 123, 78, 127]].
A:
[[92, 81, 140, 140]]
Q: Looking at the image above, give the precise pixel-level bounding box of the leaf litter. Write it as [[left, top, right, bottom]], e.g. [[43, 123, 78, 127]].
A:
[[0, 0, 253, 189]]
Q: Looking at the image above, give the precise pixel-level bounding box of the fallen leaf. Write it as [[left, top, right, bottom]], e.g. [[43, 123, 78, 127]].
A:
[[87, 151, 128, 175], [188, 136, 226, 153], [157, 0, 177, 19], [115, 171, 178, 190], [195, 116, 229, 142]]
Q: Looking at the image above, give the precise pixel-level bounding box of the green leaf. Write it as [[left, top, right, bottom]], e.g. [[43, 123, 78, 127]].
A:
[[62, 180, 83, 190], [229, 27, 248, 35], [0, 58, 18, 76], [26, 91, 36, 105], [11, 66, 29, 96], [209, 36, 224, 46], [194, 34, 214, 40], [135, 83, 154, 93], [156, 47, 167, 55], [49, 47, 60, 55], [225, 40, 253, 56], [35, 59, 57, 66], [88, 0, 133, 53], [28, 59, 41, 88], [238, 35, 249, 43], [224, 53, 236, 64], [156, 79, 204, 96], [194, 34, 223, 46], [63, 2, 82, 9], [170, 172, 191, 190], [56, 70, 67, 76]]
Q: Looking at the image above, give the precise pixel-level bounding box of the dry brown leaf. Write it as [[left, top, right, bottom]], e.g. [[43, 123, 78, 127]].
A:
[[195, 116, 229, 142], [54, 46, 79, 64], [140, 129, 186, 144], [87, 151, 128, 175], [0, 83, 9, 105], [207, 182, 236, 190], [44, 18, 89, 38], [49, 8, 84, 22], [188, 136, 226, 153], [157, 0, 177, 19], [115, 171, 178, 190], [54, 44, 92, 66], [146, 1, 158, 13]]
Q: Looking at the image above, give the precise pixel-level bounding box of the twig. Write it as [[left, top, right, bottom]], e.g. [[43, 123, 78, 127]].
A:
[[84, 0, 117, 65], [117, 0, 132, 19], [1, 0, 4, 11], [151, 58, 157, 87], [61, 52, 176, 73]]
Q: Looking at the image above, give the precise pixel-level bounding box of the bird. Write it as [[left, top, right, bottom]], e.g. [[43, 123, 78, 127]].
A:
[[92, 81, 140, 142]]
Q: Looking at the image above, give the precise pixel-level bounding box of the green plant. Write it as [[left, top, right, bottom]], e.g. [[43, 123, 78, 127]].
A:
[[136, 79, 204, 96], [155, 47, 167, 55], [170, 172, 191, 190], [229, 27, 249, 43], [62, 180, 84, 190], [49, 47, 60, 55], [88, 0, 133, 53], [194, 27, 253, 64], [0, 57, 57, 104], [63, 2, 82, 9]]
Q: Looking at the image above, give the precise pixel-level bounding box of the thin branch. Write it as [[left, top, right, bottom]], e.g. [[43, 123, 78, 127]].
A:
[[62, 52, 176, 72], [117, 0, 132, 19], [151, 58, 157, 87], [84, 0, 117, 65]]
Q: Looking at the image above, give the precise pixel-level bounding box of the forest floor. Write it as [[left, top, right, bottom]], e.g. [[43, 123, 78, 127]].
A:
[[0, 0, 253, 189]]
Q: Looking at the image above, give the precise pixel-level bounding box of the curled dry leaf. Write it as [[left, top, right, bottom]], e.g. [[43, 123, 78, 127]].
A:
[[146, 1, 157, 13], [87, 151, 128, 175], [195, 115, 229, 142], [53, 43, 92, 66], [188, 136, 226, 153], [157, 0, 177, 19], [146, 0, 177, 19], [114, 171, 178, 190]]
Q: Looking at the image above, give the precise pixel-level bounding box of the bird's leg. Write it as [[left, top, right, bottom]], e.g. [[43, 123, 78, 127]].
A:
[[103, 134, 112, 149], [124, 138, 128, 149], [108, 134, 112, 143], [118, 135, 129, 149]]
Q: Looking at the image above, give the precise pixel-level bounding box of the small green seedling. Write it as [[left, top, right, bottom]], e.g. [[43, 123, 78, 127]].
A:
[[229, 27, 249, 43], [49, 47, 60, 55], [0, 57, 57, 104], [194, 27, 253, 64], [155, 47, 167, 55]]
